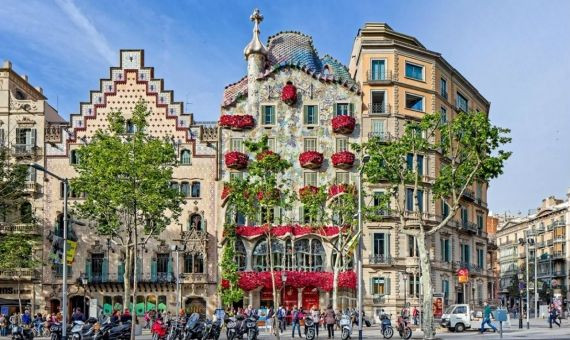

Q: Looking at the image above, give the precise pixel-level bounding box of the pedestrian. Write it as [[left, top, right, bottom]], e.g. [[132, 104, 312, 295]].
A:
[[479, 302, 497, 333], [310, 306, 320, 337], [71, 307, 85, 322], [291, 306, 302, 338], [325, 306, 335, 339], [144, 311, 151, 329], [121, 309, 131, 323], [412, 307, 418, 325], [549, 304, 561, 328], [21, 310, 31, 326], [34, 313, 43, 335], [0, 313, 6, 337], [267, 306, 274, 333], [277, 305, 286, 334]]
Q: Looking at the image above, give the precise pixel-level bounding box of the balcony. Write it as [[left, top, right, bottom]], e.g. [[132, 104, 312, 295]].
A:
[[368, 254, 393, 266], [0, 223, 40, 235], [554, 236, 566, 243], [475, 198, 487, 208], [368, 103, 392, 115], [372, 294, 387, 305], [23, 181, 42, 195], [86, 272, 176, 284], [536, 241, 545, 248], [462, 189, 476, 201], [366, 70, 394, 84], [547, 239, 554, 247], [368, 131, 393, 142], [552, 252, 565, 260], [180, 273, 208, 284], [12, 144, 42, 159], [552, 270, 566, 277]]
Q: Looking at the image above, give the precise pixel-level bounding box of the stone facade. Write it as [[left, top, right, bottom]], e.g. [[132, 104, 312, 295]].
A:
[[348, 23, 496, 322], [39, 50, 220, 318]]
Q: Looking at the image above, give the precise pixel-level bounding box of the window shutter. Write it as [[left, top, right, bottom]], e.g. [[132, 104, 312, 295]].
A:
[[118, 262, 125, 283], [274, 207, 281, 224], [151, 258, 157, 282], [167, 257, 173, 282], [387, 233, 391, 258], [303, 105, 308, 124], [102, 258, 109, 283], [386, 277, 391, 295], [333, 103, 337, 116], [370, 277, 374, 295], [85, 257, 92, 281], [136, 258, 142, 281], [31, 129, 37, 146], [298, 207, 304, 224], [349, 103, 355, 116]]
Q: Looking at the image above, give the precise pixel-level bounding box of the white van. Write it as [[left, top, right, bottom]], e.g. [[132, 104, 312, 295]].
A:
[[440, 304, 472, 332]]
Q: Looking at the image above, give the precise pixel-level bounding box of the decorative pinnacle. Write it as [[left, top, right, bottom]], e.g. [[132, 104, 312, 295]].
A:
[[244, 8, 268, 59]]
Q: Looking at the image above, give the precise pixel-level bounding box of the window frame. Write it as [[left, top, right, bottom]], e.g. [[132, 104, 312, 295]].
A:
[[303, 104, 319, 126], [456, 92, 469, 112], [405, 93, 425, 112], [303, 172, 318, 187], [370, 59, 387, 81], [180, 149, 192, 165], [440, 77, 448, 99], [260, 104, 276, 126], [370, 90, 387, 114], [303, 138, 318, 152], [405, 62, 424, 81]]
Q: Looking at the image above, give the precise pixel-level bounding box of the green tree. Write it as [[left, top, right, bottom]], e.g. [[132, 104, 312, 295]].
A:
[[72, 101, 184, 338], [357, 111, 511, 339]]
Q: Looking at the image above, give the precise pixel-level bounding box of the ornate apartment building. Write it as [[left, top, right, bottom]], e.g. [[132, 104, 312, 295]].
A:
[[496, 192, 569, 307], [348, 23, 496, 320], [0, 61, 63, 315], [218, 10, 361, 310], [38, 50, 220, 317]]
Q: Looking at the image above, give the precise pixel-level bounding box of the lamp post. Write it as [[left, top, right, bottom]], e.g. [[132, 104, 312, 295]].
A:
[[79, 273, 88, 316], [171, 244, 185, 317], [357, 155, 370, 340], [518, 272, 524, 329], [29, 163, 69, 340], [519, 237, 530, 329], [402, 273, 408, 309]]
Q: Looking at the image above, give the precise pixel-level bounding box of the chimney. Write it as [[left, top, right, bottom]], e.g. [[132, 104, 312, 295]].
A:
[[2, 60, 11, 69], [35, 86, 43, 94]]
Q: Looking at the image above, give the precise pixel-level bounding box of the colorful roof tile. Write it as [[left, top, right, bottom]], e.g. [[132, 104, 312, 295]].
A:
[[222, 31, 359, 107]]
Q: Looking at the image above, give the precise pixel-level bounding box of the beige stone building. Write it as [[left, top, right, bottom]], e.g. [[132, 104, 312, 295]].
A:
[[348, 23, 495, 320], [0, 61, 61, 315], [40, 50, 220, 317], [496, 192, 569, 309]]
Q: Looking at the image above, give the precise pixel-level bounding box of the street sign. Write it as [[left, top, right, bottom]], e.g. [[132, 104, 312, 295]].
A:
[[457, 268, 469, 283]]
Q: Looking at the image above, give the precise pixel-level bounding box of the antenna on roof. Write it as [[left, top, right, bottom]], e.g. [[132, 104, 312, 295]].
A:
[[185, 92, 192, 113]]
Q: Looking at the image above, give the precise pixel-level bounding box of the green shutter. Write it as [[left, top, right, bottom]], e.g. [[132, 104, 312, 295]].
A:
[[349, 103, 355, 116], [85, 258, 92, 282], [386, 234, 391, 258], [386, 277, 391, 295], [370, 277, 374, 295], [136, 258, 142, 280], [303, 106, 308, 124], [274, 207, 281, 224], [102, 258, 109, 282], [333, 103, 337, 116], [118, 262, 125, 283], [151, 258, 157, 282], [298, 207, 304, 225], [167, 257, 173, 282]]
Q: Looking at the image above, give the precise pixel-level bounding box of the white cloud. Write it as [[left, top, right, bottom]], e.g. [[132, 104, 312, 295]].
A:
[[54, 0, 115, 65]]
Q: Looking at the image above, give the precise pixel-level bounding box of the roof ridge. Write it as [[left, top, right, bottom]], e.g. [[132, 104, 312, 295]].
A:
[[223, 75, 248, 89], [267, 30, 321, 59], [321, 54, 350, 72]]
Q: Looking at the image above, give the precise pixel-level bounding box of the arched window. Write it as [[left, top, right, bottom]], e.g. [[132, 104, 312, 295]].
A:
[[20, 201, 32, 224], [252, 239, 284, 271], [183, 253, 204, 273], [180, 150, 191, 165], [295, 238, 326, 271], [170, 182, 179, 193], [235, 239, 246, 271], [180, 182, 190, 197], [188, 214, 202, 230], [284, 239, 293, 270], [191, 182, 200, 198], [70, 150, 79, 165]]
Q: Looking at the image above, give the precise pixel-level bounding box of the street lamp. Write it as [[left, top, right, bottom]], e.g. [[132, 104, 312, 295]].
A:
[[402, 272, 408, 309], [519, 237, 530, 329], [29, 163, 70, 340], [79, 272, 88, 316], [357, 154, 370, 340], [171, 244, 186, 317], [281, 272, 288, 307], [518, 272, 524, 329]]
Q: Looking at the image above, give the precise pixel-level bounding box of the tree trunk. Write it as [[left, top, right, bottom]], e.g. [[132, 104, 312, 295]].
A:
[[130, 224, 138, 340], [332, 252, 340, 310], [267, 231, 280, 340], [123, 244, 132, 313], [17, 277, 22, 314], [417, 231, 435, 339]]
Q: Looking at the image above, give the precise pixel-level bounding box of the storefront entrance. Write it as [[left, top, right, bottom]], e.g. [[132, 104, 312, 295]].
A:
[[282, 287, 297, 309], [302, 288, 319, 310], [185, 297, 206, 315], [260, 288, 274, 308]]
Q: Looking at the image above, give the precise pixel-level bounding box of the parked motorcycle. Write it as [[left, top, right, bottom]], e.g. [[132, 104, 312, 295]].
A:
[[151, 318, 169, 340], [201, 318, 221, 340], [396, 316, 412, 340], [380, 314, 394, 339], [49, 322, 62, 340], [93, 320, 131, 340], [73, 317, 100, 340], [225, 315, 245, 340], [11, 324, 34, 340], [304, 315, 316, 340], [244, 314, 258, 340], [339, 313, 352, 340], [182, 313, 203, 340]]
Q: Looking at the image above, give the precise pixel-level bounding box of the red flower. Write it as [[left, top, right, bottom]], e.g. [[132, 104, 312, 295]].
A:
[[236, 270, 356, 292], [221, 184, 231, 200], [225, 151, 249, 169], [299, 151, 324, 169], [281, 82, 297, 105], [256, 189, 280, 202], [235, 225, 340, 238], [219, 115, 255, 130], [221, 279, 230, 289], [299, 185, 319, 199], [331, 115, 356, 134], [331, 151, 355, 169], [328, 184, 356, 198]]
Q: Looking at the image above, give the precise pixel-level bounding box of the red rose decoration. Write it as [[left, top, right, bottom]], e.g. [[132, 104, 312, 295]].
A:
[[299, 151, 324, 169], [225, 151, 248, 169], [236, 270, 356, 291], [331, 115, 356, 134], [256, 189, 280, 202], [235, 225, 340, 239], [281, 81, 297, 105], [221, 279, 230, 289], [331, 151, 355, 169], [328, 184, 356, 199], [299, 185, 319, 199], [219, 115, 255, 130]]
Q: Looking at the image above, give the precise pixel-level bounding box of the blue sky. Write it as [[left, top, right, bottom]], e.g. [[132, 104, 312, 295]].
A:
[[1, 0, 569, 214]]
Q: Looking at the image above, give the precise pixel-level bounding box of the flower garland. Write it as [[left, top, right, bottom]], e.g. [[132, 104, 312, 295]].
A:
[[236, 270, 357, 292], [298, 185, 319, 199], [281, 82, 297, 105], [235, 224, 341, 238], [328, 183, 356, 199], [219, 115, 255, 130], [225, 151, 249, 169], [331, 151, 355, 169], [299, 151, 324, 169], [255, 150, 276, 161], [331, 115, 356, 134]]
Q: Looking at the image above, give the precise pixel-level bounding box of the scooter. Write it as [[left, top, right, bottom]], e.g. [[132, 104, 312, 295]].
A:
[[11, 324, 34, 340], [380, 314, 394, 339], [151, 318, 169, 340], [225, 315, 245, 340], [244, 314, 259, 340], [396, 316, 412, 340], [201, 318, 221, 340], [183, 313, 203, 340], [339, 313, 352, 340], [49, 322, 62, 340], [304, 315, 316, 340]]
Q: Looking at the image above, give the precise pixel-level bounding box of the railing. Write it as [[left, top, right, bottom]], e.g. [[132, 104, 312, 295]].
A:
[[0, 223, 39, 234], [180, 273, 208, 283], [86, 272, 177, 284], [369, 103, 392, 115], [24, 181, 41, 194], [552, 270, 566, 277], [538, 271, 551, 278], [12, 144, 42, 158], [547, 239, 554, 246], [366, 71, 394, 82], [372, 294, 386, 305], [554, 220, 566, 227], [547, 224, 554, 231], [367, 131, 393, 142], [552, 252, 565, 259], [553, 236, 566, 243], [462, 189, 475, 201], [536, 241, 545, 248], [368, 254, 393, 265], [475, 198, 487, 207]]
